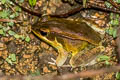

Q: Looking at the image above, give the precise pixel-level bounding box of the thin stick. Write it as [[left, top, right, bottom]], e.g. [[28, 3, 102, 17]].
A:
[[108, 0, 120, 10], [10, 0, 42, 17], [53, 65, 120, 80], [10, 0, 120, 18], [0, 19, 21, 23]]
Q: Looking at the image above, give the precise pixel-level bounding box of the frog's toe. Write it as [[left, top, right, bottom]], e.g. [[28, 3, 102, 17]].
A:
[[48, 58, 56, 65]]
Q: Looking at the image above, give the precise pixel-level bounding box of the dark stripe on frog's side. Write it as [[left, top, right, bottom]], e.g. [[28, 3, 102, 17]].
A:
[[34, 18, 101, 45]]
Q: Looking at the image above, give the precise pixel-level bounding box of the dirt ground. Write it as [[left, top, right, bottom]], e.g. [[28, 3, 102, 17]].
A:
[[0, 0, 119, 80]]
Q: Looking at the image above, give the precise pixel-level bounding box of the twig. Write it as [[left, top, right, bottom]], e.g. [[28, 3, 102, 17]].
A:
[[53, 65, 120, 80], [10, 0, 42, 17], [51, 2, 120, 18], [107, 0, 120, 10], [10, 0, 120, 18], [116, 28, 120, 64], [0, 19, 21, 23], [6, 2, 16, 13], [89, 2, 120, 14], [50, 5, 86, 17], [0, 65, 120, 80]]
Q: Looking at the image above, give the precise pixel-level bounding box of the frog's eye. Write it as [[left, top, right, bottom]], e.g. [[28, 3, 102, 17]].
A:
[[40, 30, 48, 36], [40, 28, 50, 36]]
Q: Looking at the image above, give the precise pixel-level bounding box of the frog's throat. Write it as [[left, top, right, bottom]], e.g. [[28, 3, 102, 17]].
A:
[[32, 29, 68, 66]]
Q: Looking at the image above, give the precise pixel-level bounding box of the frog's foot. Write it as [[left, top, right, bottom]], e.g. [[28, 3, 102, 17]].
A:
[[48, 58, 72, 67], [46, 39, 69, 66], [47, 50, 69, 67], [48, 58, 56, 65], [56, 50, 68, 66]]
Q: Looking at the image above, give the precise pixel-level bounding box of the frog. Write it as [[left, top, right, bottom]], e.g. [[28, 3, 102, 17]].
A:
[[31, 17, 105, 67]]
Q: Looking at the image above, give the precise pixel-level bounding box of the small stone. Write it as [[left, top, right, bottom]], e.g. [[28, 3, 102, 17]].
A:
[[2, 50, 8, 59], [7, 41, 17, 53], [49, 47, 54, 51], [0, 51, 2, 56], [27, 45, 38, 53], [23, 54, 31, 58], [111, 40, 116, 46], [95, 13, 100, 18], [9, 37, 14, 41], [95, 20, 105, 27], [37, 1, 43, 7], [0, 43, 7, 50], [0, 43, 4, 47], [1, 37, 9, 42], [29, 33, 35, 40], [49, 65, 57, 70], [41, 42, 49, 49], [43, 66, 51, 73]]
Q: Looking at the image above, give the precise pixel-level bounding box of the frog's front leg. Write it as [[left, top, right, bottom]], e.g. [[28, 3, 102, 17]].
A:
[[32, 29, 68, 66]]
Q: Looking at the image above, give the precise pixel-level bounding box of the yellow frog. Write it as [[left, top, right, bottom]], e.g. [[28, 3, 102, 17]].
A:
[[31, 18, 105, 67]]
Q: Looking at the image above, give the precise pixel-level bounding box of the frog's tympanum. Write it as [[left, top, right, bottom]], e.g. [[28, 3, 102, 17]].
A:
[[32, 18, 105, 67]]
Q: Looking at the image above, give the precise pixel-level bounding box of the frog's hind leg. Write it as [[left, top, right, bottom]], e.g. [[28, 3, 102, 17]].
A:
[[70, 46, 105, 67], [69, 41, 88, 67]]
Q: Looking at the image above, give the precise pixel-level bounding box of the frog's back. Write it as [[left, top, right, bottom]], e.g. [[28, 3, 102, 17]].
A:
[[34, 18, 101, 45]]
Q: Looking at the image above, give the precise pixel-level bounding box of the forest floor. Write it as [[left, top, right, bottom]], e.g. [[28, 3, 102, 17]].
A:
[[0, 0, 119, 80]]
